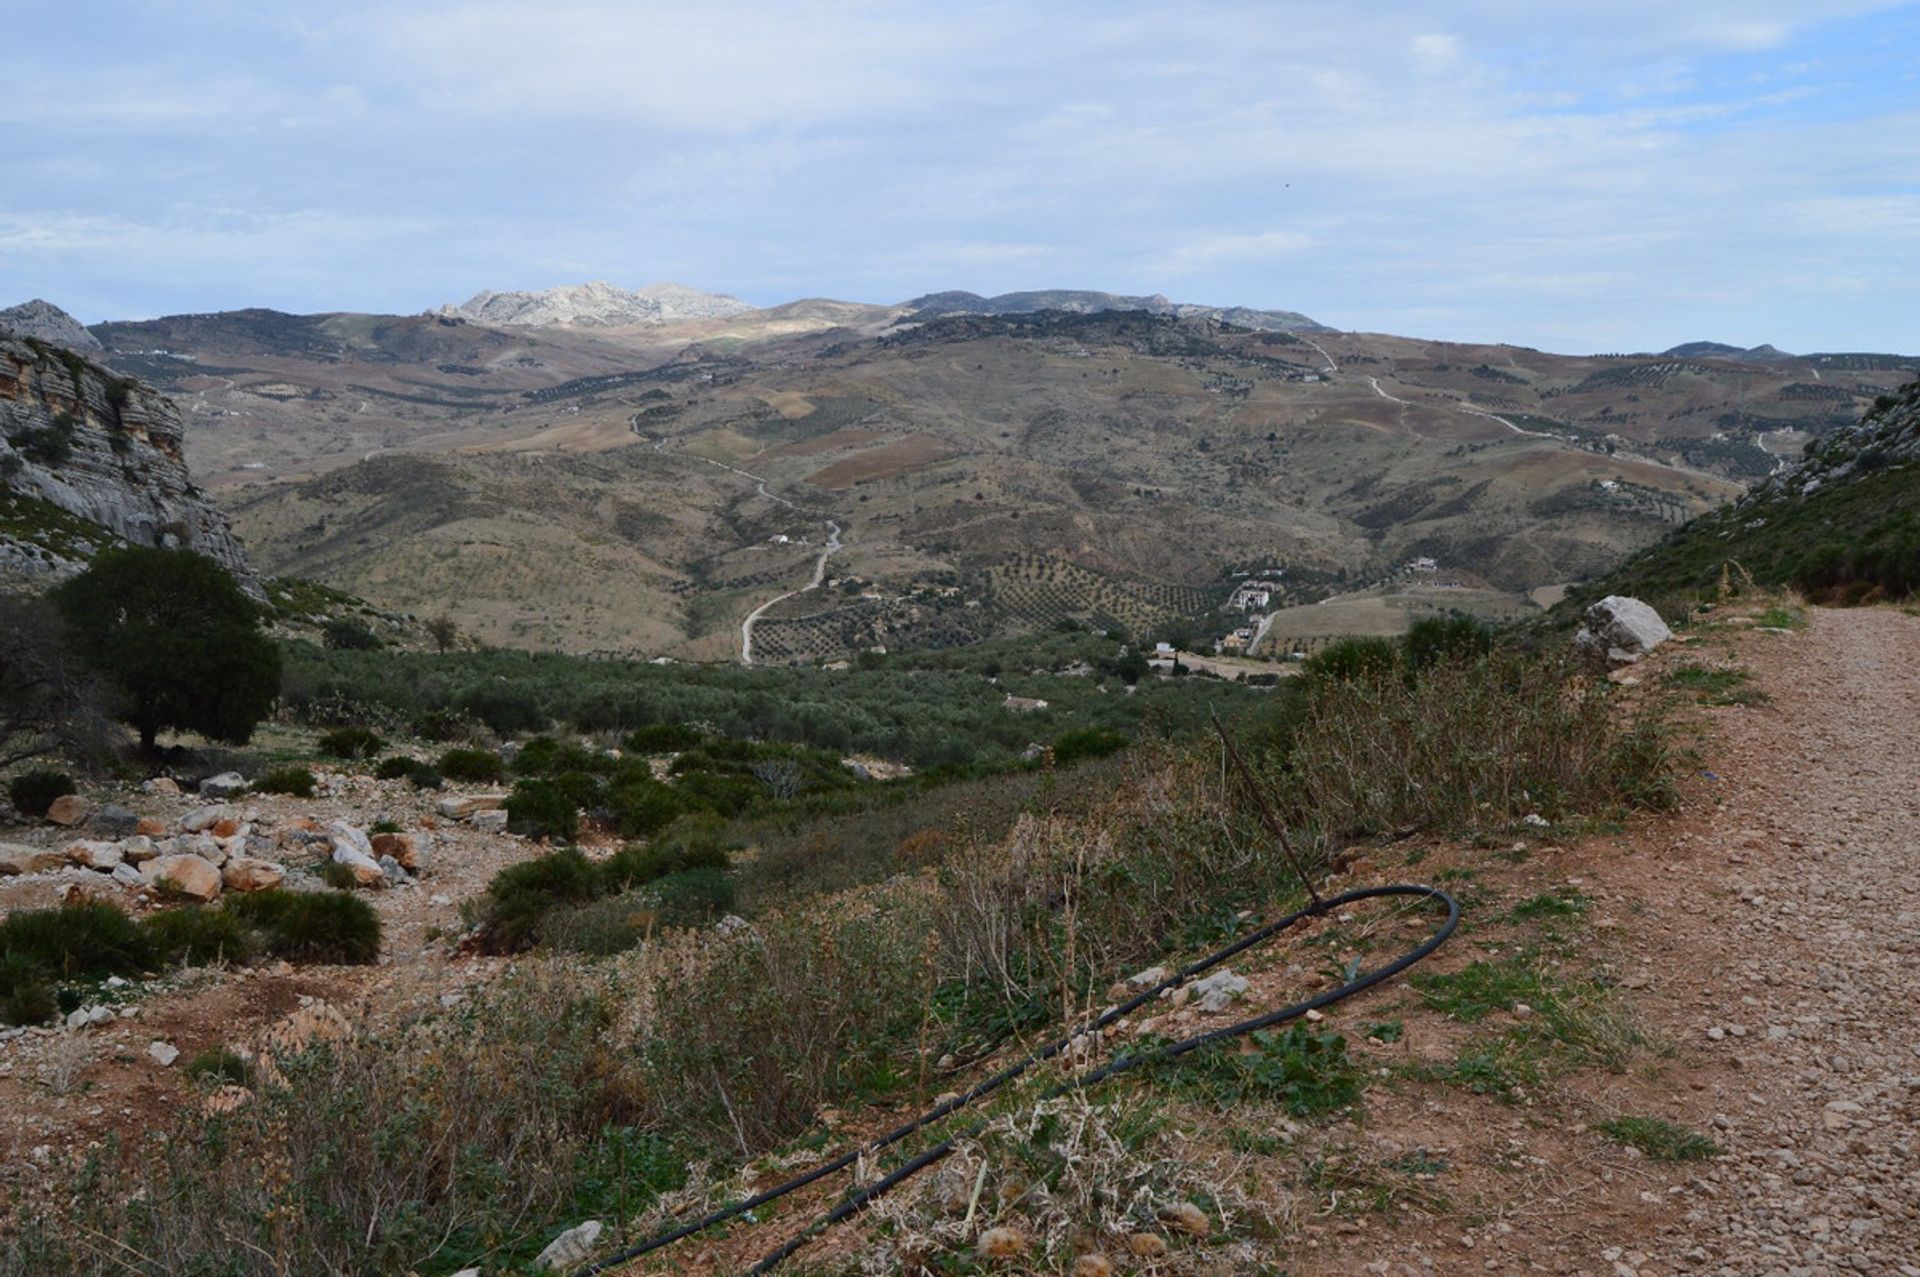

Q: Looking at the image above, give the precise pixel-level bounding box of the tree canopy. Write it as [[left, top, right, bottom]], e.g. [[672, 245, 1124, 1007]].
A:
[[52, 547, 280, 752]]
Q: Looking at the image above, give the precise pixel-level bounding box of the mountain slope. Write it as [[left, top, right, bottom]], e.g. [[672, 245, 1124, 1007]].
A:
[[0, 334, 260, 593], [1579, 378, 1919, 609], [905, 288, 1326, 332]]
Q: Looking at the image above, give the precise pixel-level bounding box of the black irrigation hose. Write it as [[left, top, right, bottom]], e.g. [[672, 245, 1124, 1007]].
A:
[[576, 883, 1458, 1277]]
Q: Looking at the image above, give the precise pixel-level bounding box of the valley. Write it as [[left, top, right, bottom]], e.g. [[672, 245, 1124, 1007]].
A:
[[78, 291, 1914, 661]]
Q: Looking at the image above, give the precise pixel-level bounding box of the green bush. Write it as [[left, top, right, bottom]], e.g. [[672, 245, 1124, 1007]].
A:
[[437, 748, 504, 784], [318, 726, 385, 760], [141, 906, 258, 967], [373, 756, 415, 780], [1404, 614, 1494, 671], [321, 618, 383, 651], [406, 763, 442, 790], [624, 723, 704, 753], [605, 775, 683, 838], [505, 778, 579, 842], [1303, 635, 1400, 684], [223, 890, 381, 964], [318, 860, 356, 890], [255, 766, 315, 798], [0, 954, 56, 1027], [8, 768, 75, 818], [1051, 726, 1128, 766], [646, 866, 735, 929], [474, 848, 601, 951], [186, 1048, 251, 1086], [0, 901, 151, 980]]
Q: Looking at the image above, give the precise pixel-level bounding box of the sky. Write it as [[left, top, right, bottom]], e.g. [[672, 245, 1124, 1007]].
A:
[[2, 1, 1917, 354]]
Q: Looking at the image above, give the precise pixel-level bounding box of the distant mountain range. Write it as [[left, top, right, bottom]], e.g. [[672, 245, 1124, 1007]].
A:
[[439, 281, 756, 328], [903, 289, 1328, 333], [1661, 341, 1797, 363]]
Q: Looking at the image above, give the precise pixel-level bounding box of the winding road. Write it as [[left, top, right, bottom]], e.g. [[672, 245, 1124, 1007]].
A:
[[632, 417, 846, 665]]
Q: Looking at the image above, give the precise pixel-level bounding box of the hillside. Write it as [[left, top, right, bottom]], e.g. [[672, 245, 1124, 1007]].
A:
[[1577, 378, 1919, 611], [440, 281, 755, 328], [74, 294, 1918, 657], [0, 331, 258, 593]]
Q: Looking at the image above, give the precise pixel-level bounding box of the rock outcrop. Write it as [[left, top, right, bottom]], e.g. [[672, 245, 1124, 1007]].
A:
[[0, 299, 102, 351], [440, 281, 753, 328], [0, 331, 260, 593]]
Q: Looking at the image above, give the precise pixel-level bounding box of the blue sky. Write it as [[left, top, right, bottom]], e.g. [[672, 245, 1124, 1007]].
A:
[[2, 1, 1916, 353]]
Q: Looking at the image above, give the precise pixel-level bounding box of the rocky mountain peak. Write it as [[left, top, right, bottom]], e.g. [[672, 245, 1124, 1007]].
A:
[[439, 281, 754, 328], [0, 298, 102, 351]]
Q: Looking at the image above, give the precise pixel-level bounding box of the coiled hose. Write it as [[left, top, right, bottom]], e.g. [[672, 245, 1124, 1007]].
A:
[[576, 882, 1458, 1276]]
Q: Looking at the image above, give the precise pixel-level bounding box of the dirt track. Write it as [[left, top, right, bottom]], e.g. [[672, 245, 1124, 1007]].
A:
[[1648, 606, 1920, 1273]]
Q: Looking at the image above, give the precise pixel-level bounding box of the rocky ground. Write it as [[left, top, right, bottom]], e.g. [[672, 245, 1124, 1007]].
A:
[[0, 767, 536, 1172], [1, 601, 1915, 1276]]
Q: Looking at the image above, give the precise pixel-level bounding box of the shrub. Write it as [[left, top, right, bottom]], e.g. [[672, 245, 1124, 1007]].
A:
[[255, 766, 315, 798], [437, 748, 504, 784], [186, 1048, 251, 1086], [645, 866, 735, 929], [317, 860, 357, 890], [223, 890, 381, 964], [405, 763, 442, 790], [320, 618, 383, 651], [373, 756, 415, 780], [1050, 726, 1128, 766], [8, 768, 75, 818], [1275, 651, 1674, 837], [604, 775, 683, 838], [0, 954, 56, 1027], [0, 901, 152, 979], [455, 684, 545, 736], [473, 848, 600, 951], [318, 726, 385, 760], [1303, 635, 1399, 684], [141, 906, 258, 967], [624, 723, 704, 753], [505, 778, 579, 842], [410, 708, 474, 742], [1404, 614, 1494, 671]]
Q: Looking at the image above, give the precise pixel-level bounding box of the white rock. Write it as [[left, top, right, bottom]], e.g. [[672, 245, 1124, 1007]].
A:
[[332, 846, 387, 888], [0, 842, 66, 875], [471, 809, 509, 833], [118, 835, 158, 864], [111, 863, 145, 887], [64, 840, 124, 870], [1189, 969, 1250, 1013], [534, 1220, 604, 1270], [1128, 965, 1171, 988], [143, 854, 223, 901], [148, 1041, 180, 1067], [199, 772, 249, 799], [180, 805, 233, 834], [1574, 596, 1672, 665], [327, 820, 374, 858]]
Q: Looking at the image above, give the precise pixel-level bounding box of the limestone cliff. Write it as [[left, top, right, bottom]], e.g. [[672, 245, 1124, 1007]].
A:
[[0, 334, 261, 595]]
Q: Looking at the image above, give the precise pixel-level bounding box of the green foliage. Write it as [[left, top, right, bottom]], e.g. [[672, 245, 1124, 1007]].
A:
[[1593, 1116, 1720, 1161], [7, 419, 76, 467], [0, 954, 56, 1027], [1662, 664, 1768, 706], [255, 766, 315, 798], [437, 747, 504, 784], [473, 847, 601, 951], [1403, 614, 1493, 671], [623, 723, 704, 753], [52, 547, 281, 752], [186, 1048, 251, 1086], [222, 890, 382, 964], [505, 777, 579, 841], [373, 755, 415, 780], [0, 901, 151, 981], [318, 726, 385, 759], [1303, 635, 1399, 683], [141, 905, 258, 967], [317, 860, 357, 890], [1413, 959, 1548, 1022], [321, 617, 384, 651], [1171, 1025, 1363, 1116], [278, 632, 1273, 772], [8, 768, 75, 817], [1050, 726, 1128, 766]]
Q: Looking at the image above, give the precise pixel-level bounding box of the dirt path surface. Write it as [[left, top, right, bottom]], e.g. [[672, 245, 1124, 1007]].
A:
[[1649, 606, 1920, 1274]]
